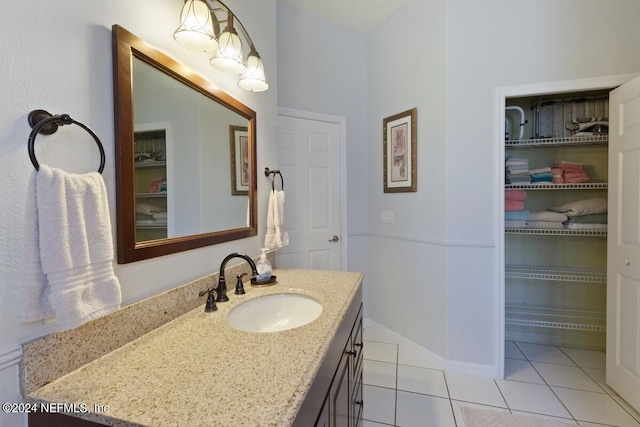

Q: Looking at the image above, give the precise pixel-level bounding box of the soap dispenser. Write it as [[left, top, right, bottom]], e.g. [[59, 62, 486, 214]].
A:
[[256, 248, 272, 281]]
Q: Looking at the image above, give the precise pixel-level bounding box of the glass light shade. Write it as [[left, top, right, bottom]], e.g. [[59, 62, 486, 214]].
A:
[[173, 0, 218, 52], [238, 51, 269, 92], [210, 27, 246, 75]]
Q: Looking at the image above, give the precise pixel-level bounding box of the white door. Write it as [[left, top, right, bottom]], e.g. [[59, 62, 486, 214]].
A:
[[276, 114, 343, 270], [607, 74, 640, 412]]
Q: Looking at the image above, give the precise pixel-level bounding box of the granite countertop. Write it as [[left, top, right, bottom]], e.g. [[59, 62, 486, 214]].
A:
[[27, 268, 363, 427]]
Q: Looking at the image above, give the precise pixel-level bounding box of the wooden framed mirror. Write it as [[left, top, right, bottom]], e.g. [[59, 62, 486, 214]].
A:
[[112, 25, 257, 263]]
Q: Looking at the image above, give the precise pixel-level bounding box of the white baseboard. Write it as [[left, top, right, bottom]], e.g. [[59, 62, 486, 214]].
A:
[[363, 319, 496, 378]]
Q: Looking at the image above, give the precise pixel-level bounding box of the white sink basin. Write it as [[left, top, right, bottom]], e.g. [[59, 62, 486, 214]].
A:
[[227, 293, 323, 333]]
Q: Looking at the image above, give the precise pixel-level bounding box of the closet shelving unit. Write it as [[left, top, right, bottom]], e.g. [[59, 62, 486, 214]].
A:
[[505, 117, 609, 349], [134, 128, 169, 241]]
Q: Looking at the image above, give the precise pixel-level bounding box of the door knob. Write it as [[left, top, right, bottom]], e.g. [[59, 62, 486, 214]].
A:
[[329, 235, 340, 243]]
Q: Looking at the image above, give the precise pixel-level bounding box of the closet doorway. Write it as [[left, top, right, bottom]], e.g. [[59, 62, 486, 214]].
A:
[[275, 108, 347, 271], [495, 73, 640, 413]]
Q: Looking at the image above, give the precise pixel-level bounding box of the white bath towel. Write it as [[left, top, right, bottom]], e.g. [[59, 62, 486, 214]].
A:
[[19, 166, 122, 330], [264, 189, 289, 249]]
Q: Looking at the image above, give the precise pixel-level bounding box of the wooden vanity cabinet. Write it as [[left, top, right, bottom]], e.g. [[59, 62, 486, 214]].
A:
[[293, 286, 364, 427]]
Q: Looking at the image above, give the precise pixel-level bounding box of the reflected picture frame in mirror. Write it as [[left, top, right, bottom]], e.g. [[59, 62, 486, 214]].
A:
[[112, 25, 257, 263]]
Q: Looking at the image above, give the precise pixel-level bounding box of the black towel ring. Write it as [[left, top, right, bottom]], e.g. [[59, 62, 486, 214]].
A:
[[27, 109, 106, 174], [264, 167, 284, 190]]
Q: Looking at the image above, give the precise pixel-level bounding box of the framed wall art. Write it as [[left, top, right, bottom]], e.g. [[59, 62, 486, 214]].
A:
[[383, 108, 417, 193], [230, 125, 249, 195]]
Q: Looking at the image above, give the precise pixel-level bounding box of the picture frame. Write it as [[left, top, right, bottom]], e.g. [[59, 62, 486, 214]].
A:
[[229, 125, 249, 195], [383, 108, 417, 193]]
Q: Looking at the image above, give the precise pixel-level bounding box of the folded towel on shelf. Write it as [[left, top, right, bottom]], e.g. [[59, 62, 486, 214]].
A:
[[526, 221, 564, 229], [505, 200, 525, 211], [564, 213, 608, 224], [530, 172, 553, 182], [152, 212, 167, 220], [505, 157, 528, 166], [530, 211, 568, 222], [506, 165, 529, 173], [549, 198, 607, 217], [565, 223, 608, 231], [529, 167, 552, 175], [505, 190, 527, 201], [563, 175, 590, 184], [264, 189, 289, 249], [505, 210, 531, 221], [505, 220, 527, 229], [506, 175, 532, 184], [135, 203, 167, 215], [19, 166, 122, 330]]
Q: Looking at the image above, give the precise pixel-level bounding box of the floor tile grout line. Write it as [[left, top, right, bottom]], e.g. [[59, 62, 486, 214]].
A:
[[492, 378, 512, 414], [527, 350, 580, 424], [442, 370, 458, 427]]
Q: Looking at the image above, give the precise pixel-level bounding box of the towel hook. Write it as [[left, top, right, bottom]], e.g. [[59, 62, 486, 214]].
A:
[[264, 167, 284, 190], [27, 109, 106, 174]]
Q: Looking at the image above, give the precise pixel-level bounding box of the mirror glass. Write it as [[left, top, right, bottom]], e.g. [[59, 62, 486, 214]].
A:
[[113, 25, 257, 263]]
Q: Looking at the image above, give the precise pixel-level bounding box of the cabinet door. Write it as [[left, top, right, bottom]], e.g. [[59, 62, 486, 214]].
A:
[[314, 396, 330, 427], [330, 345, 351, 427]]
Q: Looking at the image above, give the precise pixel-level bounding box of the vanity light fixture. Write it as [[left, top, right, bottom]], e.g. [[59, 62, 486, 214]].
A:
[[173, 0, 269, 92]]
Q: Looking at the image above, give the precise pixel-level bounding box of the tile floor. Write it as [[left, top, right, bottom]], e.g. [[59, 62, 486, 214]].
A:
[[361, 326, 640, 427]]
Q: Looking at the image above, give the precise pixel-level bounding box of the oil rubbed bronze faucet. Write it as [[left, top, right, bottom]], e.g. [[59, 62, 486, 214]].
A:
[[215, 253, 258, 303]]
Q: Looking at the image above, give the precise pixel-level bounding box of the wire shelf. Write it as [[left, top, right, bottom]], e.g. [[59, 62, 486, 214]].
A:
[[135, 221, 167, 229], [505, 303, 606, 332], [134, 161, 167, 169], [505, 264, 606, 283], [505, 228, 607, 236], [505, 182, 608, 190], [506, 135, 608, 147], [135, 191, 167, 198]]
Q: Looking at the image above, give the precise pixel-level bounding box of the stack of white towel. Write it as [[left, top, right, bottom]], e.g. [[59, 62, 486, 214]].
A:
[[505, 157, 530, 184]]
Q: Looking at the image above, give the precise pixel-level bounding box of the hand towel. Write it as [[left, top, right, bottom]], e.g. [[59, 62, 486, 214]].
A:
[[529, 167, 552, 175], [19, 166, 122, 330], [505, 200, 525, 211], [526, 221, 564, 229], [505, 220, 527, 229], [565, 223, 608, 231], [530, 211, 568, 222], [505, 190, 527, 201], [264, 189, 289, 249], [564, 213, 607, 224], [549, 198, 607, 216], [505, 210, 531, 221]]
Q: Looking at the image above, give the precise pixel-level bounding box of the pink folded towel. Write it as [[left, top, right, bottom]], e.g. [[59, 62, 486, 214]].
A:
[[505, 190, 527, 201], [505, 200, 525, 211], [564, 176, 590, 184]]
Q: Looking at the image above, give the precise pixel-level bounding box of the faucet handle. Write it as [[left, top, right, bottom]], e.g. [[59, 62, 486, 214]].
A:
[[198, 288, 218, 312], [235, 273, 248, 295]]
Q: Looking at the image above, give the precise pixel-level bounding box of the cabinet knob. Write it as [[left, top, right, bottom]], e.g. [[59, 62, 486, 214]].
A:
[[625, 258, 631, 266]]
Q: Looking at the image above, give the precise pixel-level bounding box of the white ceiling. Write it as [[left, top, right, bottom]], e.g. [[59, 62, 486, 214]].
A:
[[278, 0, 407, 32]]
